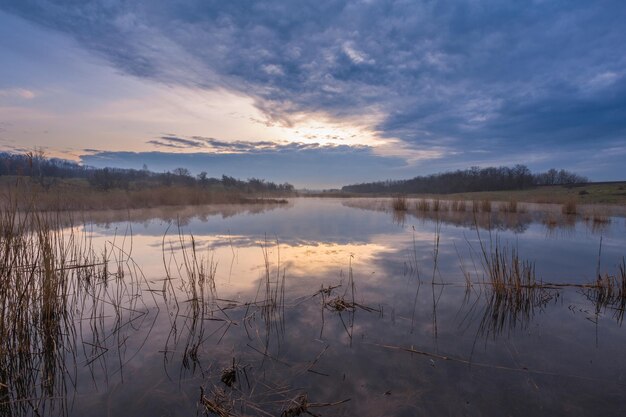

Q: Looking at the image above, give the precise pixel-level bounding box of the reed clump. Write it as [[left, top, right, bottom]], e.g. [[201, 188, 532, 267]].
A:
[[432, 199, 445, 212], [476, 238, 553, 337], [586, 258, 626, 322], [592, 270, 625, 305], [416, 199, 430, 212], [562, 200, 577, 215], [579, 210, 611, 233], [543, 213, 559, 229], [392, 196, 408, 211], [164, 225, 218, 314], [0, 206, 118, 416], [499, 200, 518, 213], [0, 209, 73, 415], [481, 199, 492, 213], [483, 244, 536, 293], [0, 197, 147, 417], [450, 200, 467, 212], [200, 386, 234, 417], [592, 212, 611, 225]]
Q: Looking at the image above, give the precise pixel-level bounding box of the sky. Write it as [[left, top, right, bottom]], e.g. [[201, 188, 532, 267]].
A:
[[0, 0, 625, 188]]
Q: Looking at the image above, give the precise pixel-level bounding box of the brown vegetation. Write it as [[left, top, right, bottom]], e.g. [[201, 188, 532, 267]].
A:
[[586, 259, 626, 323], [561, 200, 577, 215], [450, 200, 467, 212], [499, 200, 518, 213], [0, 178, 289, 211], [416, 198, 431, 211], [0, 203, 145, 416], [432, 199, 447, 212], [392, 195, 408, 211]]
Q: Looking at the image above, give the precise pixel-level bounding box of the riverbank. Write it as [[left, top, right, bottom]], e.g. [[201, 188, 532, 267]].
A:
[[0, 177, 291, 211], [306, 181, 626, 205]]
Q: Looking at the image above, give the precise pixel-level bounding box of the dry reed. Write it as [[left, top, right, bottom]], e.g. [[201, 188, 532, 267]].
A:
[[499, 200, 518, 213], [586, 258, 626, 323], [392, 196, 408, 211], [0, 201, 145, 417], [429, 199, 449, 212], [450, 200, 467, 212], [416, 199, 430, 212], [562, 200, 577, 215], [0, 180, 289, 212]]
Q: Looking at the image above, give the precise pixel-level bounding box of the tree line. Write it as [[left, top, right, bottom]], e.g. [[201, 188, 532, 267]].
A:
[[341, 165, 588, 194], [0, 151, 294, 193]]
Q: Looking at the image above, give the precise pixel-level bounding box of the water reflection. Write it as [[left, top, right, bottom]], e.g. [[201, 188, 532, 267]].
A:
[[3, 198, 626, 416], [344, 197, 624, 237], [0, 223, 155, 417], [46, 202, 291, 230]]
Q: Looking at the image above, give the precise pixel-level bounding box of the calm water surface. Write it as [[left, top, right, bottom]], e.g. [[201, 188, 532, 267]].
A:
[[13, 198, 626, 416]]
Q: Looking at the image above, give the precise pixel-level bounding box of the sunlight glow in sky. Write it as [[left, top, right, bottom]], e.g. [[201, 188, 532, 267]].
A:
[[1, 1, 625, 187], [0, 16, 388, 159]]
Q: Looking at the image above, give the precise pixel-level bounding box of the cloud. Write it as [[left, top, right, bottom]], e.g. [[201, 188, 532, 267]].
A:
[[84, 135, 626, 187], [0, 88, 36, 99], [147, 135, 206, 149], [146, 134, 373, 154], [2, 0, 625, 178], [80, 146, 407, 188]]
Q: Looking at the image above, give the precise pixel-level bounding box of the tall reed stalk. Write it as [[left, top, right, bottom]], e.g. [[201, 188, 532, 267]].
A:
[[0, 201, 145, 417]]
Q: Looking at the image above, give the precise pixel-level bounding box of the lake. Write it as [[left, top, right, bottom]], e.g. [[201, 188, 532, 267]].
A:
[[2, 198, 626, 417]]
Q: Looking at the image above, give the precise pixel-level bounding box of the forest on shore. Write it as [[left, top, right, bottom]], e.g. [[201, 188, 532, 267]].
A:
[[342, 165, 588, 194], [0, 151, 294, 210]]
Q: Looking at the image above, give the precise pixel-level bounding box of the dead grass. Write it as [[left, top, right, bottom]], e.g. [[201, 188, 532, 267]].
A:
[[416, 199, 430, 212], [395, 182, 626, 205], [543, 213, 559, 230], [586, 258, 626, 323], [562, 200, 577, 215], [0, 201, 145, 416], [432, 199, 444, 212], [499, 200, 518, 213], [200, 387, 234, 417], [450, 200, 467, 212], [592, 212, 611, 224], [0, 178, 289, 212], [392, 195, 408, 211], [481, 242, 537, 293], [470, 230, 555, 337]]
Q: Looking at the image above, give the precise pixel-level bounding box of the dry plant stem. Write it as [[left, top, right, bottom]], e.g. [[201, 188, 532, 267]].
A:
[[392, 196, 408, 211], [0, 200, 148, 417], [417, 199, 430, 212], [562, 200, 577, 215]]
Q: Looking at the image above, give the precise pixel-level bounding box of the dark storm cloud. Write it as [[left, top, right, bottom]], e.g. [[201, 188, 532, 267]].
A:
[[3, 0, 625, 177]]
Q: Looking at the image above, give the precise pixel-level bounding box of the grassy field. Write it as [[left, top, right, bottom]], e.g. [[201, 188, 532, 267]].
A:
[[432, 182, 626, 205], [312, 182, 626, 205]]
